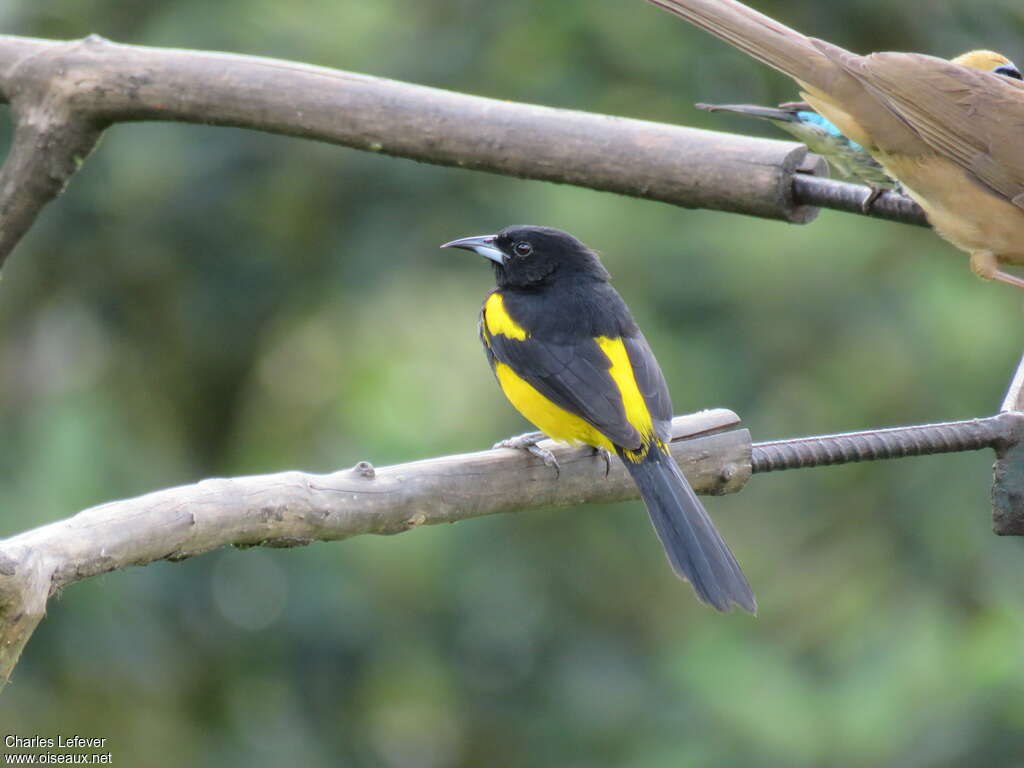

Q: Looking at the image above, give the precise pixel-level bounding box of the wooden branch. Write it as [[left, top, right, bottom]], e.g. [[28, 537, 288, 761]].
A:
[[0, 33, 892, 268], [0, 90, 102, 260], [0, 409, 750, 689]]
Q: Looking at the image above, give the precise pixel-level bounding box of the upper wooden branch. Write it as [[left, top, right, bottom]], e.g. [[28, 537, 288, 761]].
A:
[[0, 33, 929, 269]]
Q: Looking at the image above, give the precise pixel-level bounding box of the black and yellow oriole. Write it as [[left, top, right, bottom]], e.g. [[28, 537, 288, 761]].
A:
[[442, 226, 755, 613]]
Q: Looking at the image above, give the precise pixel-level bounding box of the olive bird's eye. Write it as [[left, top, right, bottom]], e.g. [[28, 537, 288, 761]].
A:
[[995, 64, 1023, 80], [513, 242, 533, 257]]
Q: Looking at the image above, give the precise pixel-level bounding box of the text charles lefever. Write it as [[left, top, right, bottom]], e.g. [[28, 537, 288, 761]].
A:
[[5, 735, 108, 749]]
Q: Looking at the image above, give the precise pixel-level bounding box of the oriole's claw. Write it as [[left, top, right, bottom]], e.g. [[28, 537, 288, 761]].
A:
[[494, 432, 560, 477]]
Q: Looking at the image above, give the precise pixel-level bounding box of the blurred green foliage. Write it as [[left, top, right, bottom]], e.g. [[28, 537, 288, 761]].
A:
[[2, 0, 1024, 765]]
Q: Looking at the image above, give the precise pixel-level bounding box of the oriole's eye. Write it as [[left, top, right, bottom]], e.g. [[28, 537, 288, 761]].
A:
[[514, 241, 533, 257], [995, 64, 1023, 80]]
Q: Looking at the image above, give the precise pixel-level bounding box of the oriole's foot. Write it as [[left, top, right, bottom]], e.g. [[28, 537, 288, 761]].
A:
[[861, 185, 884, 214], [593, 446, 613, 477], [494, 431, 560, 477]]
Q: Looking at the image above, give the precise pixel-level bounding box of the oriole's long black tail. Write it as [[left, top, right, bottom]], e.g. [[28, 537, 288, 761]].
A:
[[621, 445, 756, 614]]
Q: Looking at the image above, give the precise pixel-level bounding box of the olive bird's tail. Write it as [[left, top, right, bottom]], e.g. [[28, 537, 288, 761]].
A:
[[621, 445, 756, 613], [648, 0, 920, 166], [645, 0, 847, 95]]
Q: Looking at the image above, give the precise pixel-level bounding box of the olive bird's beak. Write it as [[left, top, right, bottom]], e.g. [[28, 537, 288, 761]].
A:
[[440, 234, 504, 264]]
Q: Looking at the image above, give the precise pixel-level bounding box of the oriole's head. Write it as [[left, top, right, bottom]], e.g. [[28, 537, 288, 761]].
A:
[[442, 226, 610, 289], [952, 50, 1023, 79]]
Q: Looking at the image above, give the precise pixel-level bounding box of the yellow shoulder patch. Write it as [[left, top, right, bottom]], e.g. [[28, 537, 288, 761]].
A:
[[595, 336, 659, 461], [483, 292, 529, 341]]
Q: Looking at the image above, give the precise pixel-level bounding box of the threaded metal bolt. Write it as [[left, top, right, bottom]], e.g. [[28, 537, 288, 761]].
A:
[[751, 415, 1017, 474], [792, 174, 928, 227]]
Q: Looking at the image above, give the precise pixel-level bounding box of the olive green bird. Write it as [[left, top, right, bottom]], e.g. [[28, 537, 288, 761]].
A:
[[648, 0, 1024, 289], [696, 52, 1021, 212]]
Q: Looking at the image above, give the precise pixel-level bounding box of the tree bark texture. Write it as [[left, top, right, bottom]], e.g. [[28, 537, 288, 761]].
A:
[[0, 34, 930, 270], [0, 409, 751, 689]]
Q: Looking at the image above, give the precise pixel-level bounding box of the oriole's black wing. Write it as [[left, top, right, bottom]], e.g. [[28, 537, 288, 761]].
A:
[[482, 318, 667, 452]]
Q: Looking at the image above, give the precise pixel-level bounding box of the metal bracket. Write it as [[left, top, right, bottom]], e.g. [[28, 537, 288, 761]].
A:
[[993, 353, 1024, 534]]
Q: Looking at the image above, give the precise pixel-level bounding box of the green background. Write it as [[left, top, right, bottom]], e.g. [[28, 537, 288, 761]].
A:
[[2, 0, 1023, 765]]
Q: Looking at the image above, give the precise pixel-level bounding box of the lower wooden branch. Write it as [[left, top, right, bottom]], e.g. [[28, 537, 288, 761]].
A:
[[0, 408, 751, 689]]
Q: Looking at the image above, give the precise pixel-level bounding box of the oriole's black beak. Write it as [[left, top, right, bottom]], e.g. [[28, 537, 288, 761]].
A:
[[440, 234, 504, 264]]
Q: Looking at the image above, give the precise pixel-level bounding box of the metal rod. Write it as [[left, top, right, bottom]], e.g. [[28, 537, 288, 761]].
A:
[[751, 415, 1016, 474], [792, 173, 929, 227]]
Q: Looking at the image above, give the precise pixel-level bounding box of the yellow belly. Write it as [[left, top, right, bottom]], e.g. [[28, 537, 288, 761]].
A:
[[493, 361, 614, 451]]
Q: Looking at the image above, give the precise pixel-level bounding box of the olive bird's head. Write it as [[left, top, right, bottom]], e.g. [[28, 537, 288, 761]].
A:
[[952, 50, 1023, 80], [441, 225, 610, 289]]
